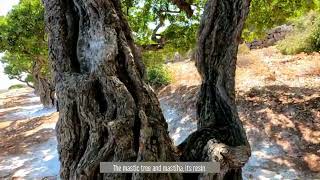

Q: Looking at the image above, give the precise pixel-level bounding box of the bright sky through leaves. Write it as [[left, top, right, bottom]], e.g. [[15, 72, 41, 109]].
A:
[[0, 0, 20, 90]]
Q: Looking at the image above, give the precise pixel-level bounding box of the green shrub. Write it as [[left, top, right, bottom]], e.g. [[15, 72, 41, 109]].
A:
[[142, 47, 173, 68], [142, 45, 189, 68], [277, 11, 320, 54], [276, 31, 313, 54], [146, 65, 172, 87], [8, 84, 25, 90]]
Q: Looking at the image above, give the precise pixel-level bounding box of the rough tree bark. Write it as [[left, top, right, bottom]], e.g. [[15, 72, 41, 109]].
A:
[[44, 0, 251, 179], [178, 0, 252, 179], [32, 60, 55, 107], [33, 76, 55, 107], [43, 0, 180, 179]]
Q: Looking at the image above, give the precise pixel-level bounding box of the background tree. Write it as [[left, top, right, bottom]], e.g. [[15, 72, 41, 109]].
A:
[[0, 0, 54, 107], [44, 0, 251, 179]]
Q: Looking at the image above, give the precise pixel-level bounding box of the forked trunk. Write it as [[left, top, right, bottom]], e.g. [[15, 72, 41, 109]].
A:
[[43, 0, 251, 179], [43, 0, 180, 179]]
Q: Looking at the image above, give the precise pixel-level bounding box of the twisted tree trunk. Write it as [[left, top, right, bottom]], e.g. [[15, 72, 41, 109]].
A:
[[179, 0, 252, 179], [33, 77, 55, 107], [43, 0, 180, 179], [44, 0, 251, 179], [32, 60, 55, 107]]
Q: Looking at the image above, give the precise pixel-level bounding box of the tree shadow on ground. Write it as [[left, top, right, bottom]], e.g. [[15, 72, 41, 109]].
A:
[[237, 85, 320, 177], [158, 83, 320, 178], [0, 114, 57, 156], [158, 85, 199, 114], [158, 85, 200, 145], [0, 93, 38, 109]]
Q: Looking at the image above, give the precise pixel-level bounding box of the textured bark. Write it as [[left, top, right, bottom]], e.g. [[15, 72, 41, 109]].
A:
[[32, 61, 55, 107], [43, 0, 180, 179], [33, 77, 55, 107], [178, 0, 251, 179]]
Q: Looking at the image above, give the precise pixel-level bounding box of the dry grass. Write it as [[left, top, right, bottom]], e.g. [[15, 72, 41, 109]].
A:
[[158, 61, 201, 98], [164, 61, 201, 86], [236, 52, 274, 90], [237, 53, 270, 74], [238, 43, 251, 55], [306, 60, 320, 76]]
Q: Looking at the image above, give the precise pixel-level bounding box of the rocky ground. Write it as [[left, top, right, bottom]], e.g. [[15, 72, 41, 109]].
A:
[[0, 46, 319, 179]]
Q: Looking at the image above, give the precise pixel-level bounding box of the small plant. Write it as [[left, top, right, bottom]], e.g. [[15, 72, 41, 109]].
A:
[[146, 65, 172, 87], [276, 11, 320, 55], [276, 32, 312, 55], [8, 84, 25, 90]]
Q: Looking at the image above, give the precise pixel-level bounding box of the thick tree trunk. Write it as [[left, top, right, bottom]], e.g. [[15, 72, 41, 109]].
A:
[[34, 77, 55, 107], [43, 0, 180, 179], [178, 0, 251, 179]]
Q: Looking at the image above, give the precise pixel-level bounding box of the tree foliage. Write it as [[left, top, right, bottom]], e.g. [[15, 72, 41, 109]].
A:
[[243, 0, 317, 41], [0, 0, 48, 86], [125, 0, 320, 47], [124, 0, 204, 47], [277, 11, 320, 54]]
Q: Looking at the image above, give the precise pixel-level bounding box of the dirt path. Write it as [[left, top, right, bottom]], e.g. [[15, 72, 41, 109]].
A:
[[159, 47, 320, 179], [238, 47, 320, 179], [0, 88, 58, 179]]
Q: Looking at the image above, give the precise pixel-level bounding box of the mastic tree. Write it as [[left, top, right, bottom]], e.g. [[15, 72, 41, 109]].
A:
[[125, 0, 204, 49], [43, 0, 251, 179], [0, 0, 54, 107]]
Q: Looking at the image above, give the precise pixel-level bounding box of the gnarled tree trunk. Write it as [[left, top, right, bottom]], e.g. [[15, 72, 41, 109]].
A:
[[178, 0, 251, 179], [44, 0, 251, 179], [43, 0, 180, 179], [32, 60, 55, 107]]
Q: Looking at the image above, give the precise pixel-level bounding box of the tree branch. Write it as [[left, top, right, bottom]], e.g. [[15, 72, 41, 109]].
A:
[[170, 0, 193, 17], [159, 9, 181, 14], [13, 76, 35, 89]]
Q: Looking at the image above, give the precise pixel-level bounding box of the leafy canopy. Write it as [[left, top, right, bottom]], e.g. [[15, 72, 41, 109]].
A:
[[0, 0, 48, 85]]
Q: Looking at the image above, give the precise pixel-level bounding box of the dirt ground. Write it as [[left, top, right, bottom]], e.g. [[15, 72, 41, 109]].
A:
[[0, 88, 58, 179], [159, 47, 320, 179]]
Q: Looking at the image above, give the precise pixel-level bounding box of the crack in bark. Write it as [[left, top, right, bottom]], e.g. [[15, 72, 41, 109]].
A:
[[93, 80, 108, 114]]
